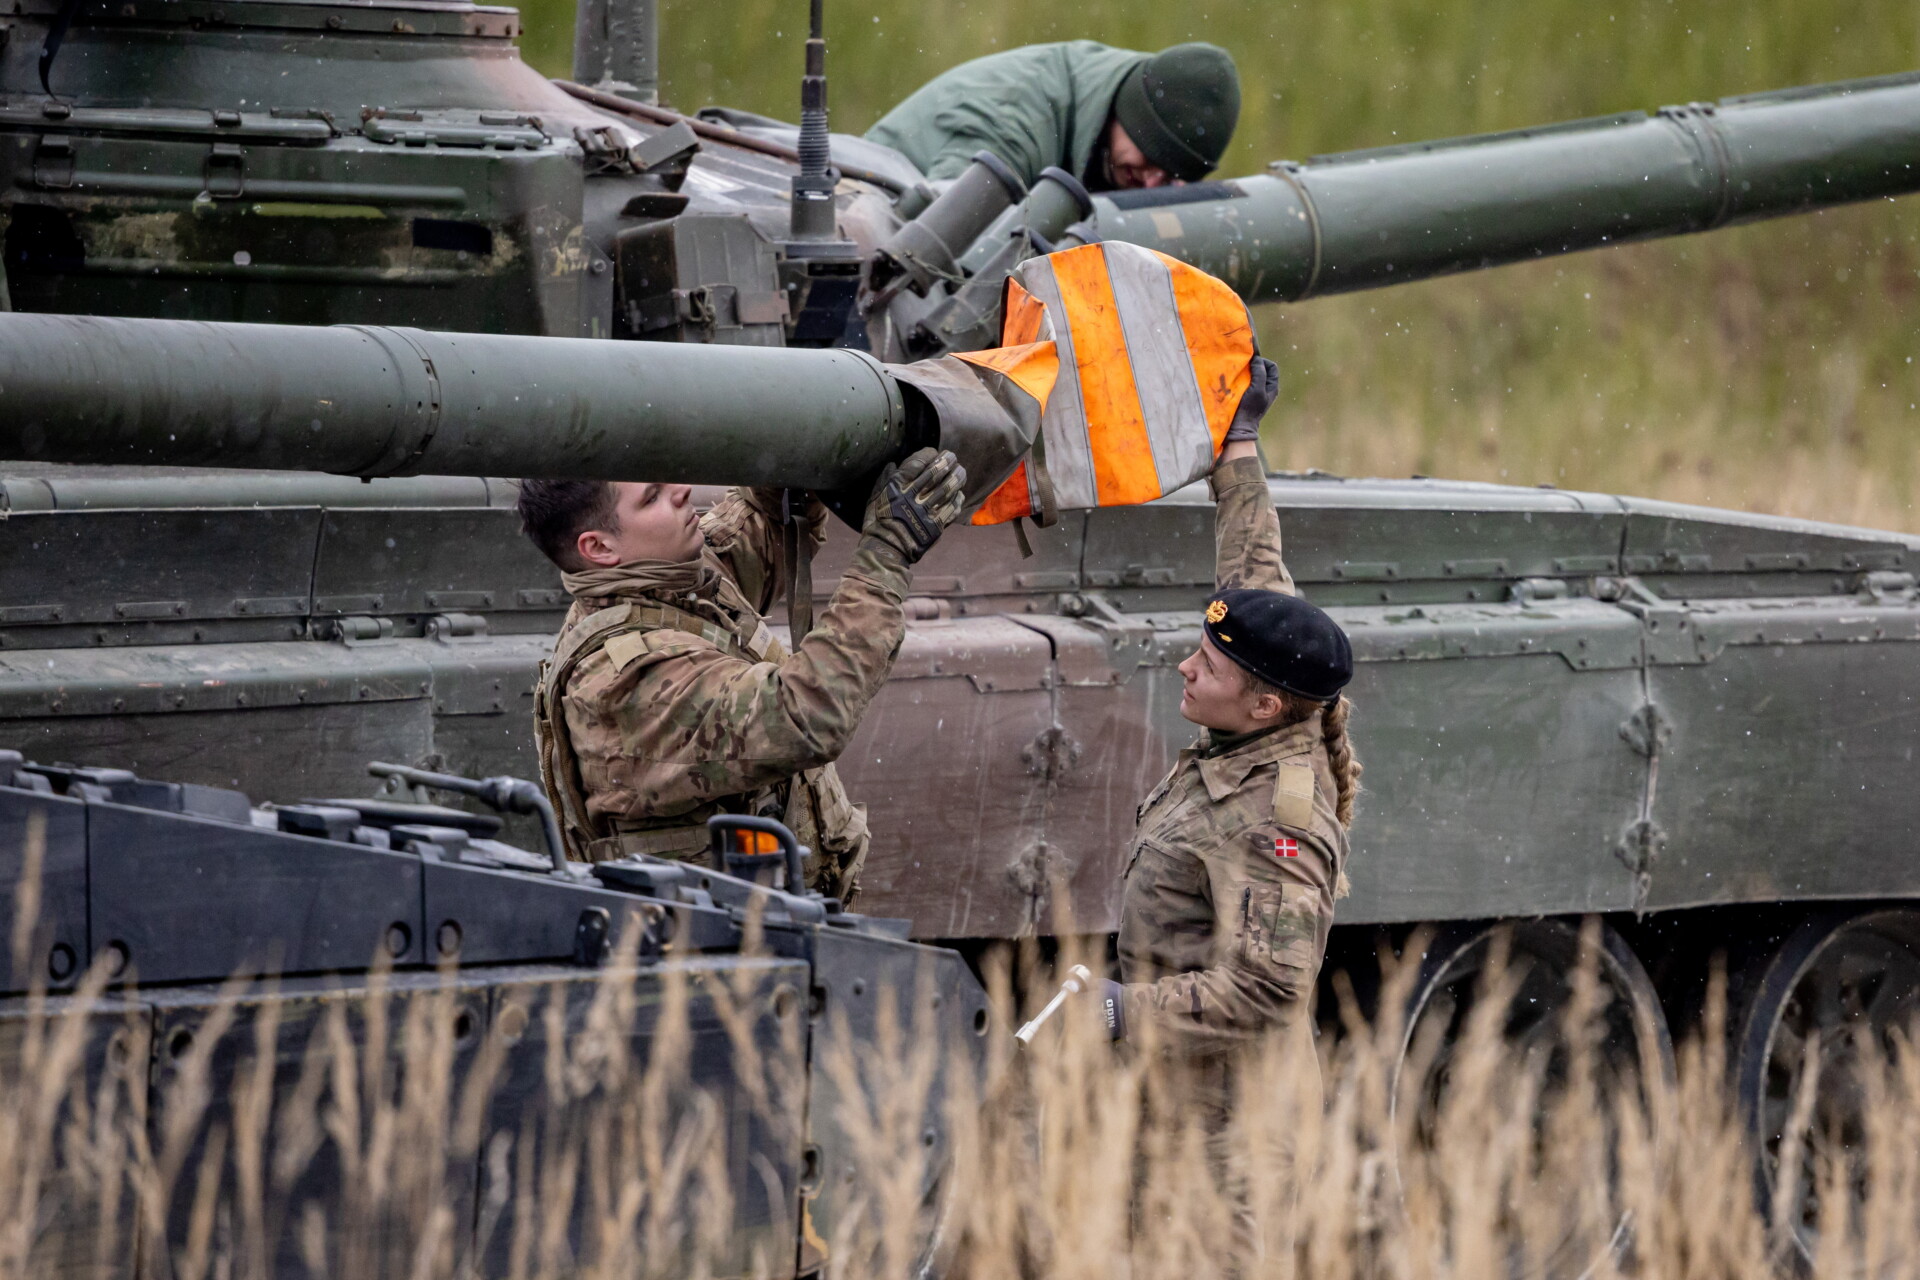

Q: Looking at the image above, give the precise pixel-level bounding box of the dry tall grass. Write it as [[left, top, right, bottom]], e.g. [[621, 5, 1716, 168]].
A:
[[5, 809, 1918, 1280]]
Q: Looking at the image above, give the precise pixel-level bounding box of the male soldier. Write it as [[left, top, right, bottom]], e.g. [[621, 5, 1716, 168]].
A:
[[518, 451, 965, 901], [866, 40, 1240, 192], [1094, 358, 1360, 1256]]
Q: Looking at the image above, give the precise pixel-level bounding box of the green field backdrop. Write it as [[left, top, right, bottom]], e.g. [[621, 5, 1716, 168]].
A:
[[516, 0, 1920, 530]]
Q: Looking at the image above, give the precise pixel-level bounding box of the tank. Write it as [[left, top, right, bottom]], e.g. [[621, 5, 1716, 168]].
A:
[[4, 2, 1920, 1261]]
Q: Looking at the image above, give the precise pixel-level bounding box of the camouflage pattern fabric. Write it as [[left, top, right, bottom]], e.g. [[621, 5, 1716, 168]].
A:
[[1116, 454, 1346, 1053], [1210, 452, 1295, 596], [538, 487, 910, 901]]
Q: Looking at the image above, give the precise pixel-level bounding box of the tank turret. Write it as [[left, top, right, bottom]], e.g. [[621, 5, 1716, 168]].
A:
[[11, 39, 1920, 486], [7, 0, 1919, 358]]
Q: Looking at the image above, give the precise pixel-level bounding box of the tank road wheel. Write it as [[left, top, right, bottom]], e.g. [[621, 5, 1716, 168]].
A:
[[1734, 907, 1920, 1265], [1389, 919, 1676, 1278]]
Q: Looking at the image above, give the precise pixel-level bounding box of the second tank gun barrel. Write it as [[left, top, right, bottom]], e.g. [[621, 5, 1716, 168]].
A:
[[0, 314, 907, 489], [1092, 69, 1920, 303]]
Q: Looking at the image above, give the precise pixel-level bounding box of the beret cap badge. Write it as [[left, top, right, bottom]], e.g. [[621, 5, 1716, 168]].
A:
[[1200, 587, 1355, 702]]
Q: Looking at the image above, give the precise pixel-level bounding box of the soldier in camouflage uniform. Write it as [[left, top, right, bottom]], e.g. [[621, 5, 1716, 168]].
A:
[[1094, 358, 1360, 1258], [517, 450, 966, 901]]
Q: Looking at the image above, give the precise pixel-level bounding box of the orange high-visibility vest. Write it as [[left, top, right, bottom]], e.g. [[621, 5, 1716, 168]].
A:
[[957, 241, 1256, 526]]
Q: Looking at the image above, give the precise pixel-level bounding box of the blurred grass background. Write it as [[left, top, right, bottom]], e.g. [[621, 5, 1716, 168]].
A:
[[519, 0, 1920, 529]]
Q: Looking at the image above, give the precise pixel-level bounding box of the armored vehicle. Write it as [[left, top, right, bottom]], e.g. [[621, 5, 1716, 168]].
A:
[[5, 0, 1920, 1258], [0, 748, 988, 1277]]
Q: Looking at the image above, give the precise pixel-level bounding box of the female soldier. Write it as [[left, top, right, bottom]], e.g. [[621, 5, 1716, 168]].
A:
[[1098, 354, 1361, 1102]]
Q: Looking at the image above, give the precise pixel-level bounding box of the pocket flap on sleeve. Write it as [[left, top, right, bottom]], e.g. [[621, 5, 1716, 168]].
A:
[[1241, 881, 1329, 971], [1271, 762, 1315, 830]]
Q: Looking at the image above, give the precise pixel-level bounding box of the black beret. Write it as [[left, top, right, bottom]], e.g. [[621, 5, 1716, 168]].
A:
[[1202, 588, 1352, 701]]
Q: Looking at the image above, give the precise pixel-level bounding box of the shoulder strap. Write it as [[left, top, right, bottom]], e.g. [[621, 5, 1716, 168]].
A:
[[543, 602, 638, 687], [535, 604, 638, 860], [627, 599, 783, 663]]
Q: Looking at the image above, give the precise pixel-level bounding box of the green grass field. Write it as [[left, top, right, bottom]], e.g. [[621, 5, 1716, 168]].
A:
[[516, 0, 1920, 530]]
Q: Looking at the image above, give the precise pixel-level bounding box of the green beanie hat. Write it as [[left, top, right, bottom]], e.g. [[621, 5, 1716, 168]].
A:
[[1111, 43, 1240, 182]]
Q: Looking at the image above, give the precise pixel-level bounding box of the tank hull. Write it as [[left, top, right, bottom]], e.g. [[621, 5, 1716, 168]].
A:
[[7, 467, 1914, 938]]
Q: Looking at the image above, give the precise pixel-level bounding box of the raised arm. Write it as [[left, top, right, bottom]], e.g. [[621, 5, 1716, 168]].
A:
[[1212, 359, 1295, 594]]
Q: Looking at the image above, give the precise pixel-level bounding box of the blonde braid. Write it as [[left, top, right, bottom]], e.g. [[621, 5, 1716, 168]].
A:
[[1320, 694, 1361, 829]]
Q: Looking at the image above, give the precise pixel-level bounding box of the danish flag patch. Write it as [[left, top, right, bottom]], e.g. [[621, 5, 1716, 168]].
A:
[[1274, 836, 1299, 859]]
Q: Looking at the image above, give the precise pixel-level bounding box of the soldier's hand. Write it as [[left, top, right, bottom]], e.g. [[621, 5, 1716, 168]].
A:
[[1223, 355, 1279, 445], [862, 447, 967, 564]]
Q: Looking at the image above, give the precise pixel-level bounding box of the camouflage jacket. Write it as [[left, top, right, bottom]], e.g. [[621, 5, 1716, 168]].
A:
[[1115, 455, 1345, 1053], [534, 488, 910, 900]]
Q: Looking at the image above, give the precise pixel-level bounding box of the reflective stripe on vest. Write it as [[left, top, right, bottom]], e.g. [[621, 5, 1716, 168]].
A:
[[962, 241, 1255, 525]]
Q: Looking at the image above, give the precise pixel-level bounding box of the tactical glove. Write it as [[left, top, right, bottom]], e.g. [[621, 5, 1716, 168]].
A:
[[862, 447, 967, 564], [1098, 979, 1127, 1041], [1223, 355, 1279, 444]]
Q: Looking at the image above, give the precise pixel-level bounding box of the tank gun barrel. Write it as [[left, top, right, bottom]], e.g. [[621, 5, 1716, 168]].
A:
[[1095, 70, 1920, 303], [0, 315, 906, 488]]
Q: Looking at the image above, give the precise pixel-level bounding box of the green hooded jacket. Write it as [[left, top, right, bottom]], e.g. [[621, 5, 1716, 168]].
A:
[[865, 40, 1148, 188]]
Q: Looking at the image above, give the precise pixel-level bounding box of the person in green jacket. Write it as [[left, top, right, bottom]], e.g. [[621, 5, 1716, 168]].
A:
[[866, 40, 1240, 192]]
